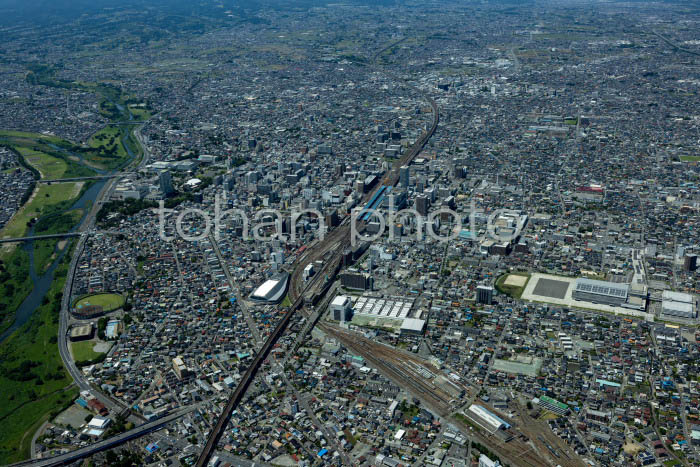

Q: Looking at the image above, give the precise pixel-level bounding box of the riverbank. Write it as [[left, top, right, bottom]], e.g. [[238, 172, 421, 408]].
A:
[[0, 241, 79, 464], [0, 69, 148, 462]]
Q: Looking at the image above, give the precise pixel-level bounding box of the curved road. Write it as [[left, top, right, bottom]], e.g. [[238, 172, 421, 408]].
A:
[[55, 124, 152, 429]]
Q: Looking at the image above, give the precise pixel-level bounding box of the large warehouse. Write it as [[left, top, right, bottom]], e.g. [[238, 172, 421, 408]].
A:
[[250, 272, 290, 304], [661, 290, 697, 320], [572, 278, 628, 306]]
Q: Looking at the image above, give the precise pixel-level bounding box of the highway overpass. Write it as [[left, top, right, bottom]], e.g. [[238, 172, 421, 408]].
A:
[[10, 407, 195, 467], [0, 232, 83, 243]]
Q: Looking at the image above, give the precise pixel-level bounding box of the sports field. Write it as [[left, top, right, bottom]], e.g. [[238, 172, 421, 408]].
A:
[[71, 340, 104, 361], [74, 293, 125, 312]]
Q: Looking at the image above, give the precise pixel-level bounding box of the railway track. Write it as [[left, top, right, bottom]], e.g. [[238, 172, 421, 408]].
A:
[[196, 49, 439, 467], [321, 324, 455, 412], [512, 401, 585, 467], [323, 324, 557, 467]]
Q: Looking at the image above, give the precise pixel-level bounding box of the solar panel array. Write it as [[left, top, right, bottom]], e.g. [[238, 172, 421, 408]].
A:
[[575, 280, 627, 298]]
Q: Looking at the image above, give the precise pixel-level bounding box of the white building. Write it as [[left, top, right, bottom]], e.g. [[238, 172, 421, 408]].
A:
[[330, 295, 352, 322], [661, 290, 697, 319], [479, 454, 500, 467]]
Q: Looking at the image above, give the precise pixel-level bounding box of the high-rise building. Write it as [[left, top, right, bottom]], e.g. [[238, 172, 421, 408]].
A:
[[271, 251, 285, 265], [415, 195, 429, 217], [476, 285, 493, 305], [399, 165, 410, 188], [172, 356, 189, 380], [683, 254, 697, 272], [340, 272, 372, 291], [159, 170, 174, 195]]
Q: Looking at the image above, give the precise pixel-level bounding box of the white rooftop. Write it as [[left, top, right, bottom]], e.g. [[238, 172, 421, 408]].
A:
[[253, 279, 279, 298], [400, 318, 425, 332], [331, 295, 349, 307], [662, 290, 694, 304]]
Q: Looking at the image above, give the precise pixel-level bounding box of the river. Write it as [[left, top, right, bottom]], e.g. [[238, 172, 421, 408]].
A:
[[0, 120, 138, 343]]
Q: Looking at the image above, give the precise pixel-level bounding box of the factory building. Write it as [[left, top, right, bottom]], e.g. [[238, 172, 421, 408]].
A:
[[572, 278, 628, 306], [661, 290, 697, 320], [534, 395, 569, 415], [352, 295, 414, 320]]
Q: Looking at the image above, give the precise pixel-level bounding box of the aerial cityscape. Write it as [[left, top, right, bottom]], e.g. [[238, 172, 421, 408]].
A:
[[0, 0, 699, 466]]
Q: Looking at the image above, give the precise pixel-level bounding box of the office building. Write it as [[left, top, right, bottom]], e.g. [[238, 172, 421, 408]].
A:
[[415, 194, 429, 217], [159, 170, 174, 195], [340, 271, 372, 291], [399, 165, 410, 187]]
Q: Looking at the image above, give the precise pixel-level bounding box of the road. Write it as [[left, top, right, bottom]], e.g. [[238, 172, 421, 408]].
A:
[[0, 232, 82, 243], [652, 30, 700, 57], [195, 54, 439, 466], [206, 233, 262, 345], [11, 406, 196, 467], [37, 174, 123, 184], [56, 121, 153, 401]]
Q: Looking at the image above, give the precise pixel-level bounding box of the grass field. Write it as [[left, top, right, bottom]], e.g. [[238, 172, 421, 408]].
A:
[[280, 295, 292, 307], [74, 293, 125, 312], [495, 272, 531, 299], [0, 243, 77, 464], [680, 155, 700, 162], [0, 130, 95, 180], [128, 105, 152, 120], [85, 125, 134, 169], [88, 125, 125, 156], [70, 340, 104, 361], [0, 182, 82, 240], [16, 147, 67, 179]]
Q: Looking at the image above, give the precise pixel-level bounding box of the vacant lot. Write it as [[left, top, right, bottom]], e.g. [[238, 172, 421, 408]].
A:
[[532, 278, 570, 299]]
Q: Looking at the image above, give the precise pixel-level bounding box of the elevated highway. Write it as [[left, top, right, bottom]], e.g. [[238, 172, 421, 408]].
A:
[[195, 62, 439, 467], [10, 407, 195, 467]]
